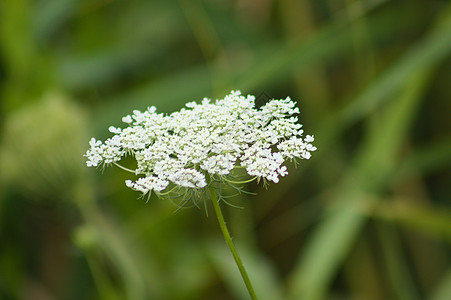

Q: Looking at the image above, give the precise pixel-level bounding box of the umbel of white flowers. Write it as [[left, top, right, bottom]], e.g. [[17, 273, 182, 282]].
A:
[[85, 91, 316, 197]]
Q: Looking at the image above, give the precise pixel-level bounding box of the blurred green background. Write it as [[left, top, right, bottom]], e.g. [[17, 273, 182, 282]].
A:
[[1, 0, 451, 299]]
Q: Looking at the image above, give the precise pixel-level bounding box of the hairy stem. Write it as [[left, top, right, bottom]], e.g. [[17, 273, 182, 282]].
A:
[[209, 186, 258, 300]]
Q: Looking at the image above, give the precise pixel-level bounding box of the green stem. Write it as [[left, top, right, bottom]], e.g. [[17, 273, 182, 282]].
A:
[[209, 186, 258, 300]]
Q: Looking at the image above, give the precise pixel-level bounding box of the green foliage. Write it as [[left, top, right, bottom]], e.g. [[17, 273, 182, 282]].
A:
[[1, 0, 451, 299]]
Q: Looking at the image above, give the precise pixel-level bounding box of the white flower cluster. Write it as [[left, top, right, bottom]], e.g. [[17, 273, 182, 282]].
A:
[[85, 91, 316, 195]]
